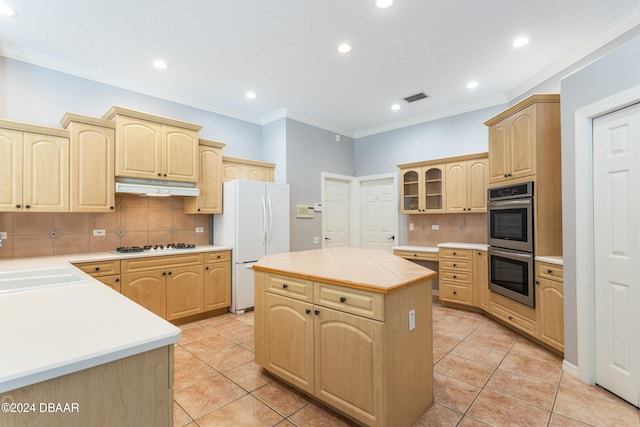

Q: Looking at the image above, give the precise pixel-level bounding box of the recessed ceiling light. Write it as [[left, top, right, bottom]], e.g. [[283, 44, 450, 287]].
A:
[[375, 0, 393, 9], [466, 81, 479, 89], [153, 60, 169, 70], [391, 104, 400, 111], [0, 4, 18, 16], [512, 37, 530, 48], [245, 91, 256, 100], [337, 43, 352, 54]]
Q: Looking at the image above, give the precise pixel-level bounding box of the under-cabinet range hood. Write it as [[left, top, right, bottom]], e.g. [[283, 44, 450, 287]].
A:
[[115, 178, 200, 197]]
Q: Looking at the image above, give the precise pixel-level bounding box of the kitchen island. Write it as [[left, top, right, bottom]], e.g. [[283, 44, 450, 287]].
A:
[[0, 254, 185, 427], [253, 247, 437, 427]]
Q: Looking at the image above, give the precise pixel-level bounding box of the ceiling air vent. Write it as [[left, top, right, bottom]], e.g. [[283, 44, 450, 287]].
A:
[[403, 92, 429, 103]]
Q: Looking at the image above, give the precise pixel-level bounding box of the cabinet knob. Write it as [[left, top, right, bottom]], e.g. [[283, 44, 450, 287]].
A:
[[306, 309, 311, 315], [508, 315, 513, 320], [453, 275, 457, 279], [168, 271, 172, 275], [197, 208, 201, 212], [217, 255, 221, 259], [453, 252, 457, 255], [547, 269, 553, 274], [115, 278, 120, 283], [205, 266, 209, 270], [282, 284, 288, 289], [110, 206, 114, 210], [157, 173, 162, 177], [339, 297, 346, 303], [15, 204, 21, 209], [162, 272, 167, 276], [504, 174, 508, 178], [163, 174, 167, 177], [453, 291, 457, 295], [453, 263, 457, 267], [535, 280, 540, 285], [95, 267, 100, 271], [25, 205, 31, 209], [314, 310, 320, 315]]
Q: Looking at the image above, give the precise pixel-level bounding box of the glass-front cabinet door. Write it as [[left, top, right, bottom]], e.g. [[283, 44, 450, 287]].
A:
[[424, 166, 445, 213], [401, 168, 421, 213]]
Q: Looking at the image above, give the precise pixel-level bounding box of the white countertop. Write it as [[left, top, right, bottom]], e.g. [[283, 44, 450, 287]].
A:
[[535, 255, 564, 266], [394, 243, 488, 252], [0, 245, 231, 393]]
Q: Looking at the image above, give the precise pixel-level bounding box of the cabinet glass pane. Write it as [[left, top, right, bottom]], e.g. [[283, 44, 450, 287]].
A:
[[403, 171, 419, 211], [424, 168, 442, 210]]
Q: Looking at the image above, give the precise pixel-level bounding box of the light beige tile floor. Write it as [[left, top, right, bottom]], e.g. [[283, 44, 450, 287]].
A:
[[173, 300, 640, 426]]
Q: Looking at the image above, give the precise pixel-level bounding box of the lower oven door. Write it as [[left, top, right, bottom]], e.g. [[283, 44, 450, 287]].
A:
[[488, 247, 535, 308]]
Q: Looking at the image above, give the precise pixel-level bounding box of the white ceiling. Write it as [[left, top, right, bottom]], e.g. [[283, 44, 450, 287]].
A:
[[1, 0, 639, 137]]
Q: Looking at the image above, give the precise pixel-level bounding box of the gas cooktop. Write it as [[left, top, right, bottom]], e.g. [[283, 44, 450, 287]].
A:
[[115, 243, 196, 254]]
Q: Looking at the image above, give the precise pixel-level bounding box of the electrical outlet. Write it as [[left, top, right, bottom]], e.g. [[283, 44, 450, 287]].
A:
[[195, 227, 205, 233], [408, 309, 416, 331], [0, 232, 7, 239], [313, 236, 320, 244], [432, 224, 439, 230], [409, 223, 414, 231], [92, 229, 106, 237]]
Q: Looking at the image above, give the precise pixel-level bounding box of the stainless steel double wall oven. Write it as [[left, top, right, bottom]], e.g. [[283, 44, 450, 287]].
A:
[[487, 181, 535, 307]]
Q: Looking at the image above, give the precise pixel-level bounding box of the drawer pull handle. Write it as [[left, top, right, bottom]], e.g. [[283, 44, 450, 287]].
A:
[[306, 309, 311, 315], [282, 284, 288, 289], [339, 297, 346, 303], [547, 269, 553, 274], [314, 310, 320, 316]]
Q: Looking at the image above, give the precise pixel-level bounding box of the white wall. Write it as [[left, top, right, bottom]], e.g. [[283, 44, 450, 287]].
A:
[[560, 34, 640, 366], [0, 56, 263, 155], [261, 118, 287, 183]]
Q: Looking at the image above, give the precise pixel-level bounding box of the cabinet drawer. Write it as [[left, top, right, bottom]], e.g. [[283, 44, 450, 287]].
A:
[[440, 270, 472, 284], [439, 248, 472, 260], [266, 274, 313, 302], [204, 250, 231, 264], [74, 260, 121, 276], [440, 259, 471, 271], [121, 253, 203, 273], [491, 303, 537, 336], [536, 262, 563, 282], [393, 250, 438, 262], [314, 283, 384, 321], [440, 283, 472, 305]]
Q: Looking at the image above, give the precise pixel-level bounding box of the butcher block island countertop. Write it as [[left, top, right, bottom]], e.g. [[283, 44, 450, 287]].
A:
[[253, 248, 436, 427], [252, 246, 437, 293]]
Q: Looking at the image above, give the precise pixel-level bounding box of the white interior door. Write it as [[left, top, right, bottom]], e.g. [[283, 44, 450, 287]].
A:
[[594, 102, 640, 405], [359, 177, 397, 252], [323, 177, 350, 247]]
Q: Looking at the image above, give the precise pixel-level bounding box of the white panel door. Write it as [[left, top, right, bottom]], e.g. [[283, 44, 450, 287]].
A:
[[594, 102, 640, 405], [323, 178, 350, 247], [360, 178, 396, 252]]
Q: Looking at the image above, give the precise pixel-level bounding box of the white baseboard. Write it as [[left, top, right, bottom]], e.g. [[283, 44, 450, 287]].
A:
[[562, 359, 580, 378]]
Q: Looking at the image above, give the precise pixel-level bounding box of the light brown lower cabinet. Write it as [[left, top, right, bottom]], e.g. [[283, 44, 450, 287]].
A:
[[255, 271, 432, 427], [74, 250, 230, 321], [536, 262, 564, 352], [0, 346, 173, 427]]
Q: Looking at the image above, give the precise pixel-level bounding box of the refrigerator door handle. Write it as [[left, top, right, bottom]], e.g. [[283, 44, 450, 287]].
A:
[[260, 197, 267, 245], [266, 196, 273, 245]]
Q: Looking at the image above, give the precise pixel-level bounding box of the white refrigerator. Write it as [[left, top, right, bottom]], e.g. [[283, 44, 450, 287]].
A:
[[213, 180, 290, 314]]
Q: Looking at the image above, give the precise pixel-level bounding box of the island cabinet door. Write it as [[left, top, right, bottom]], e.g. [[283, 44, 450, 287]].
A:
[[314, 306, 384, 427], [264, 292, 314, 394]]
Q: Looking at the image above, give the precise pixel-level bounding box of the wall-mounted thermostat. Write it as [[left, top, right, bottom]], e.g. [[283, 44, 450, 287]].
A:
[[296, 205, 315, 218]]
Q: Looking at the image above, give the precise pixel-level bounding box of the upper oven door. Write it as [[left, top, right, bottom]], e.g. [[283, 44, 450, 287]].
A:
[[488, 198, 533, 252]]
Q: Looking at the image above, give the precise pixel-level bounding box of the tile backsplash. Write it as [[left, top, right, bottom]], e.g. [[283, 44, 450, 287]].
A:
[[406, 213, 487, 246], [0, 195, 210, 259]]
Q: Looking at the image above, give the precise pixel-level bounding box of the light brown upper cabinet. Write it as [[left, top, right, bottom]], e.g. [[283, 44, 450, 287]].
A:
[[445, 158, 488, 213], [62, 113, 116, 213], [222, 156, 275, 182], [0, 120, 69, 212], [184, 139, 226, 214], [399, 153, 487, 214], [485, 94, 560, 185], [104, 107, 202, 183], [400, 164, 446, 214]]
